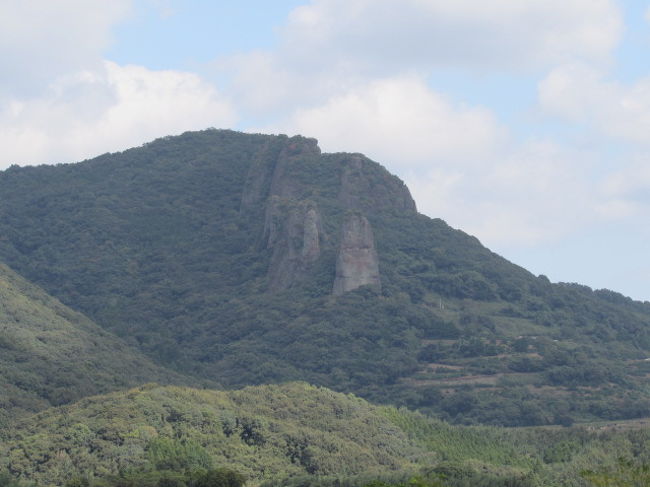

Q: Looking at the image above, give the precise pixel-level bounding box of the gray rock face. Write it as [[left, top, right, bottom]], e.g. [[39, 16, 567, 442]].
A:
[[241, 136, 326, 291], [264, 197, 323, 291], [338, 155, 417, 214], [240, 136, 413, 293], [240, 136, 320, 210], [240, 140, 284, 210], [333, 214, 381, 295], [301, 208, 321, 263]]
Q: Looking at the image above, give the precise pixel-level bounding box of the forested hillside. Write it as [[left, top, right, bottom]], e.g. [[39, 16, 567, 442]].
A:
[[0, 263, 191, 426], [1, 383, 648, 487], [0, 129, 649, 426]]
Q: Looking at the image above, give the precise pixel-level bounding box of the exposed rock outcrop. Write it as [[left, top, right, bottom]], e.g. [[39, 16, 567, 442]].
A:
[[338, 155, 417, 214], [241, 136, 325, 291], [240, 140, 285, 210], [333, 214, 381, 295], [264, 197, 324, 291], [241, 136, 320, 210], [301, 207, 321, 262], [240, 136, 413, 293]]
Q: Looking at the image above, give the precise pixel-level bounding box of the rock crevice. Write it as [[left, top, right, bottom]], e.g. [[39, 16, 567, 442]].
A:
[[241, 136, 320, 210], [240, 136, 411, 294], [264, 197, 324, 291]]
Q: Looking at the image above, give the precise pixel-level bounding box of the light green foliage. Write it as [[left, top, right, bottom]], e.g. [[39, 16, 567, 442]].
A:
[[0, 384, 419, 486], [0, 263, 190, 422], [582, 458, 650, 486], [1, 383, 649, 487]]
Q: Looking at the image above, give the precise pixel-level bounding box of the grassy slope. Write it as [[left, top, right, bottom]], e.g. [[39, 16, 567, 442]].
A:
[[0, 262, 192, 424], [1, 383, 649, 487]]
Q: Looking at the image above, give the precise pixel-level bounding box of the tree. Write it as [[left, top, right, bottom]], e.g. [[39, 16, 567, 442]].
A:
[[582, 458, 650, 487]]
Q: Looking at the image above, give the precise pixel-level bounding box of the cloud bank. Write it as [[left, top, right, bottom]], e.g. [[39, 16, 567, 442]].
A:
[[0, 0, 131, 96], [0, 62, 235, 166], [0, 0, 234, 166], [539, 63, 650, 144], [283, 0, 621, 72]]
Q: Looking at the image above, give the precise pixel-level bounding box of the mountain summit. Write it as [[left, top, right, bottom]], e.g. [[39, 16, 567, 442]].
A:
[[0, 129, 648, 426]]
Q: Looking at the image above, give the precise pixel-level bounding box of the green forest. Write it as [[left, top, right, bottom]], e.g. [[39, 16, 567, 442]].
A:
[[1, 383, 649, 487], [0, 130, 648, 486]]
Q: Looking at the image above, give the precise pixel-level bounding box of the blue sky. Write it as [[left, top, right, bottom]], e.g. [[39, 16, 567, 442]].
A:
[[1, 0, 649, 301], [107, 2, 306, 70]]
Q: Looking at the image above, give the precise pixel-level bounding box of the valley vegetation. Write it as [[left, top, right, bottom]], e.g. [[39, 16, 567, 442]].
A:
[[0, 384, 649, 487]]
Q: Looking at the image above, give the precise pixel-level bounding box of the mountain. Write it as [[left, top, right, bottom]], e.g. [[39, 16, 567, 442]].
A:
[[2, 382, 648, 487], [0, 129, 648, 426], [0, 262, 190, 425]]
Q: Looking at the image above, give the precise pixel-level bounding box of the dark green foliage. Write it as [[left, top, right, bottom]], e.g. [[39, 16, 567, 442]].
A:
[[236, 417, 266, 447], [359, 476, 444, 487], [0, 129, 649, 426], [191, 468, 246, 487], [146, 438, 213, 471], [0, 472, 23, 487], [68, 468, 245, 487]]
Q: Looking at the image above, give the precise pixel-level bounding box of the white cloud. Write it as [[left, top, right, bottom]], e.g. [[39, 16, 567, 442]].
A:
[[267, 76, 505, 166], [222, 0, 622, 120], [222, 51, 308, 113], [408, 140, 598, 245], [539, 63, 650, 143], [265, 76, 603, 246], [0, 0, 132, 96], [597, 152, 650, 218], [0, 62, 236, 167], [282, 0, 621, 73], [0, 0, 237, 167]]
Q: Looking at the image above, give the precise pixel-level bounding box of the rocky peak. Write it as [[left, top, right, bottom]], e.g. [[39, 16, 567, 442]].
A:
[[338, 155, 416, 214], [241, 136, 320, 210], [240, 135, 413, 294], [332, 214, 381, 295]]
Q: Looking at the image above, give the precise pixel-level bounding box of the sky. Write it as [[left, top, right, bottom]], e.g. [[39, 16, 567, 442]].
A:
[[1, 0, 649, 301]]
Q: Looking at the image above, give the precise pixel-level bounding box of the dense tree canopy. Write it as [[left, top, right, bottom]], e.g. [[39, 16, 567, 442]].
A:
[[0, 130, 649, 427]]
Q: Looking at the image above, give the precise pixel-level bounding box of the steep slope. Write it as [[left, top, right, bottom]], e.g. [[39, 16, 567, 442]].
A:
[[0, 262, 191, 425], [0, 129, 648, 426], [1, 383, 648, 487]]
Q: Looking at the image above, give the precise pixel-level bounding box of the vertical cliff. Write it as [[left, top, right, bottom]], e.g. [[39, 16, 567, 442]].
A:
[[239, 135, 413, 294], [332, 214, 381, 295], [263, 197, 324, 291], [338, 155, 417, 213], [240, 135, 321, 211]]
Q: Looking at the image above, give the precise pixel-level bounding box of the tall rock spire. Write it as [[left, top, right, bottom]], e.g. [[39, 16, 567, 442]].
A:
[[333, 214, 381, 295]]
